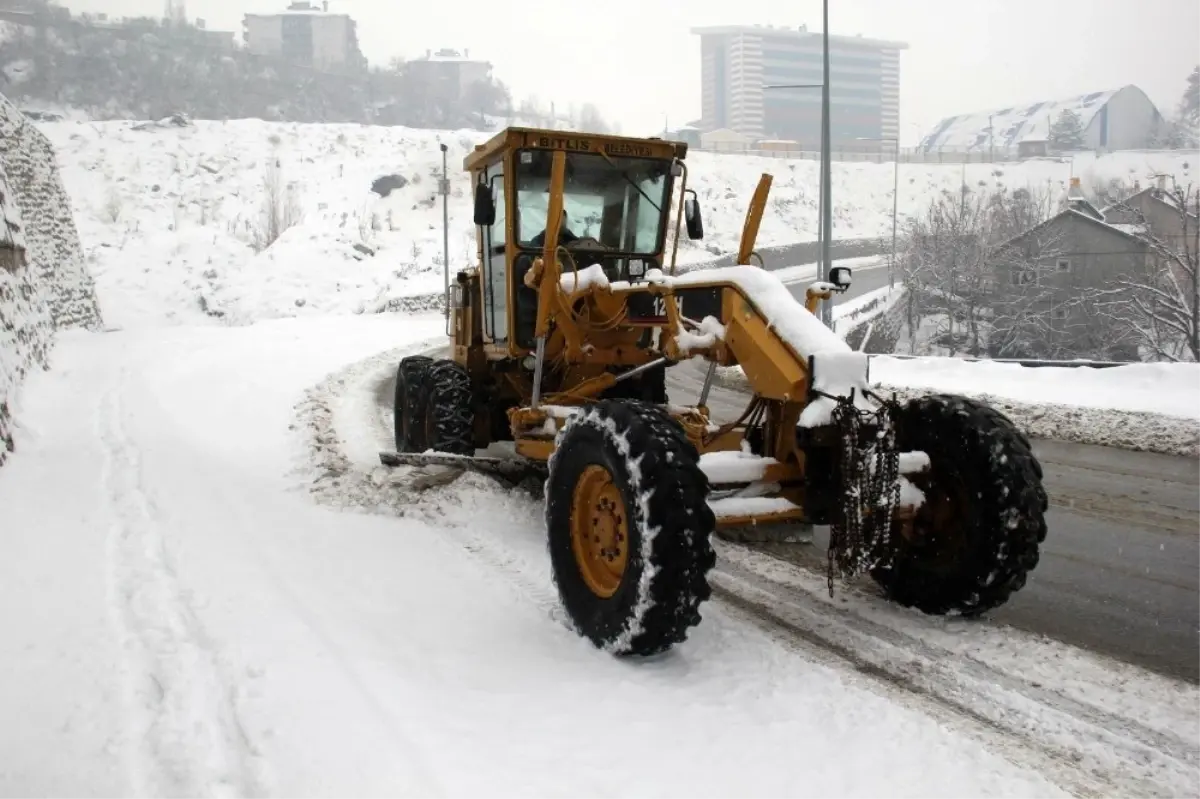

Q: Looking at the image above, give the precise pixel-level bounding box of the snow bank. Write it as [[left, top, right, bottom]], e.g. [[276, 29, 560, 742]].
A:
[[868, 357, 1199, 421], [715, 357, 1200, 456], [36, 118, 1196, 327], [0, 94, 100, 469]]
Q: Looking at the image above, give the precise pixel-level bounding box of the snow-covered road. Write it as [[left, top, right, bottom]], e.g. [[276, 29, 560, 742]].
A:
[[1, 316, 1195, 797]]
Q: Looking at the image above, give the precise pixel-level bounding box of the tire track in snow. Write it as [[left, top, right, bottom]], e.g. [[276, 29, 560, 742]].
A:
[[710, 546, 1198, 798], [98, 374, 263, 798]]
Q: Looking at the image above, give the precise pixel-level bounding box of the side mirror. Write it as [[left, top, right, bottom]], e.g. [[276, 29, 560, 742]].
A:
[[684, 191, 704, 240], [829, 266, 853, 291], [473, 182, 495, 226]]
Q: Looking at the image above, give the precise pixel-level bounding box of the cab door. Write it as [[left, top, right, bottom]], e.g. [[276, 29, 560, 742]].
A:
[[481, 162, 509, 344]]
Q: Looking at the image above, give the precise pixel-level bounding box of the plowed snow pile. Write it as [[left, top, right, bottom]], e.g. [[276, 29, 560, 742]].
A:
[[717, 356, 1200, 456]]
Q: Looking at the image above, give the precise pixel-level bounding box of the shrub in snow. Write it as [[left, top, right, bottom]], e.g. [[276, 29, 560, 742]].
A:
[[0, 93, 102, 469]]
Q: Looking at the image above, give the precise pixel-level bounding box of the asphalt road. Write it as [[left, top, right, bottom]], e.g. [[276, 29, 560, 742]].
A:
[[664, 360, 1200, 683], [783, 258, 894, 307], [704, 236, 887, 269]]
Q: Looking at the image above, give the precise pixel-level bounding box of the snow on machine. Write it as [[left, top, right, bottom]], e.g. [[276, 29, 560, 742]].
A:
[[380, 127, 1048, 656]]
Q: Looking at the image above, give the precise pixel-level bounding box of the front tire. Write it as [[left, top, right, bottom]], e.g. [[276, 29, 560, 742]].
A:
[[546, 400, 716, 656], [393, 355, 432, 452], [870, 394, 1048, 617]]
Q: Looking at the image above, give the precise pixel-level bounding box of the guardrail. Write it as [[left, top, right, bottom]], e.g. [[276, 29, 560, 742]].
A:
[[873, 354, 1132, 369]]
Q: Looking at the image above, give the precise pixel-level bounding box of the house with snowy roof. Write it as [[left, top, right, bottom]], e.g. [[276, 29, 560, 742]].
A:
[[986, 178, 1153, 359], [920, 86, 1165, 155], [1101, 176, 1198, 312]]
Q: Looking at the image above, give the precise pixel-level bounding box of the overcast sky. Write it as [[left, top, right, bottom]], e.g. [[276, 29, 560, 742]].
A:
[[61, 0, 1200, 143]]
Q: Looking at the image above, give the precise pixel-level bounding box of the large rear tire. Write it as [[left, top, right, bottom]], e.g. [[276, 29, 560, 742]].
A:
[[393, 355, 432, 452], [546, 400, 716, 656], [870, 394, 1048, 617]]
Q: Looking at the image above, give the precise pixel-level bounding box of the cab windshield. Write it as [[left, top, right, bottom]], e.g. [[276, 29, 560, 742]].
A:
[[514, 149, 672, 256]]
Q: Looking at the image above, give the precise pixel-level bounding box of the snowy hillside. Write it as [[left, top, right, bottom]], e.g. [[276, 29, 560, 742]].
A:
[[39, 119, 1198, 329]]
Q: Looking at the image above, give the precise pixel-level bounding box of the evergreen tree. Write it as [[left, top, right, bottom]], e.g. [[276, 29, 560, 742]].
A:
[[1048, 109, 1085, 150], [1182, 66, 1199, 122]]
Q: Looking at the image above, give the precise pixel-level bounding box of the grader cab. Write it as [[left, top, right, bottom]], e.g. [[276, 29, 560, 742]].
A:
[[383, 127, 1048, 657]]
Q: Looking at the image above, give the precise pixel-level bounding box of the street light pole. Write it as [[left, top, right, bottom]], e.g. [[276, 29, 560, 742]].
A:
[[890, 136, 899, 289], [819, 0, 833, 327], [439, 142, 450, 322]]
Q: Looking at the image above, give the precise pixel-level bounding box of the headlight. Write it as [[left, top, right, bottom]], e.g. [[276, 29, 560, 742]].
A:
[[628, 259, 645, 277]]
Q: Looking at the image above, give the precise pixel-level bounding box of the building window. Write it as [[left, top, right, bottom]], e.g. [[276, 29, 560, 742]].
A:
[[1051, 306, 1068, 320], [1056, 258, 1071, 272], [1010, 269, 1035, 286]]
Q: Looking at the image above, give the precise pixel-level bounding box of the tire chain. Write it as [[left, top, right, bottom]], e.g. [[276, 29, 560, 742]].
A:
[[827, 397, 902, 597]]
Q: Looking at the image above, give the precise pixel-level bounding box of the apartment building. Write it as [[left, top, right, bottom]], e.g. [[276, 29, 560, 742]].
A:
[[692, 24, 906, 145], [406, 49, 493, 100], [243, 1, 363, 72]]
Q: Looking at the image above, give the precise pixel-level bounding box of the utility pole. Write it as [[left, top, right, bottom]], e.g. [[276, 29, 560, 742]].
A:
[[890, 135, 899, 289], [819, 0, 833, 326], [439, 142, 450, 322]]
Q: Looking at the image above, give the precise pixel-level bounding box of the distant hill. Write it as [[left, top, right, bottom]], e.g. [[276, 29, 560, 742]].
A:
[[0, 11, 509, 127]]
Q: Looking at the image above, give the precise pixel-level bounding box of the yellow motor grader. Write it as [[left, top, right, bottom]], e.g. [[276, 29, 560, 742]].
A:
[[381, 127, 1047, 657]]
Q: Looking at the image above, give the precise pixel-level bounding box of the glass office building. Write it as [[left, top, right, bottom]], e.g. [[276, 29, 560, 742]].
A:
[[692, 24, 906, 145]]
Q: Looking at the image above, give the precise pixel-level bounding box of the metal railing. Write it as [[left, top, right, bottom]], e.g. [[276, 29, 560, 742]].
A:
[[695, 143, 1052, 165], [872, 354, 1132, 369]]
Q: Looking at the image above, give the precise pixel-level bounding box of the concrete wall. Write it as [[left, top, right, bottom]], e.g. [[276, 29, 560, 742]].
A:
[[841, 287, 907, 353], [0, 154, 52, 466], [0, 93, 101, 468]]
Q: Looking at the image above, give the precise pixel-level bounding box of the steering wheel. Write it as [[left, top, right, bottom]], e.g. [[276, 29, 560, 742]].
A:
[[563, 236, 608, 269], [566, 236, 607, 251]]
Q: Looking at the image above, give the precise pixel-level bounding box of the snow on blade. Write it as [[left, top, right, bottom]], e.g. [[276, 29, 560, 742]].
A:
[[699, 449, 779, 483], [709, 495, 799, 519]]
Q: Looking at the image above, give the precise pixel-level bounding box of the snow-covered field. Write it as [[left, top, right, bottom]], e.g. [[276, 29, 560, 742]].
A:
[[2, 313, 1195, 796], [37, 119, 1196, 329]]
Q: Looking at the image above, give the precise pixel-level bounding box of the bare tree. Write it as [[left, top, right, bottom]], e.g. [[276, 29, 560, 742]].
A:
[[897, 184, 1062, 356], [1093, 181, 1199, 361], [254, 157, 300, 252]]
